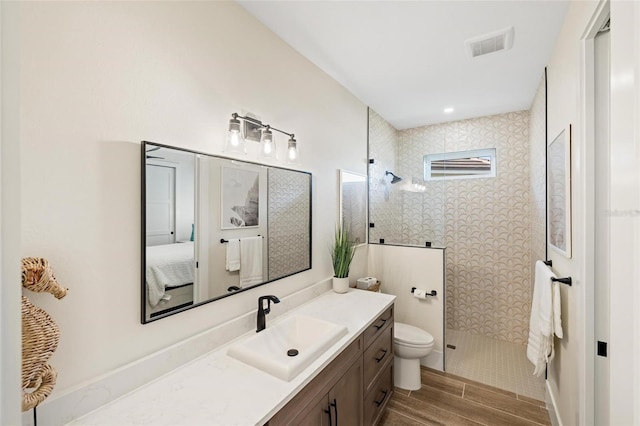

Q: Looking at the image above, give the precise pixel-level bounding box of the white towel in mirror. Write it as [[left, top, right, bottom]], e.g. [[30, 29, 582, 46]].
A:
[[240, 236, 263, 287], [226, 239, 240, 272]]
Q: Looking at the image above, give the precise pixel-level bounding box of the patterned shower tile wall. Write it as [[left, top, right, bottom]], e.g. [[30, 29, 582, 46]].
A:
[[398, 111, 532, 344], [398, 125, 447, 246], [267, 168, 310, 281], [529, 76, 547, 280], [368, 108, 401, 244]]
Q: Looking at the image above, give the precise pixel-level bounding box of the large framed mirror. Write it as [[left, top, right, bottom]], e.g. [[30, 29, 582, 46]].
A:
[[142, 141, 312, 323]]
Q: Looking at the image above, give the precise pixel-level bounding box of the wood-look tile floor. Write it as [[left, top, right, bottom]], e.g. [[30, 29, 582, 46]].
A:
[[380, 367, 551, 426]]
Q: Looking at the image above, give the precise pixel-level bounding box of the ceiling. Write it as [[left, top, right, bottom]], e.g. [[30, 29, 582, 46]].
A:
[[239, 1, 570, 130]]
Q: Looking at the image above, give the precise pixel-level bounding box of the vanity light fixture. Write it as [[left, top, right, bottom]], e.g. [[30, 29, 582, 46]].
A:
[[443, 107, 454, 114], [225, 112, 299, 164]]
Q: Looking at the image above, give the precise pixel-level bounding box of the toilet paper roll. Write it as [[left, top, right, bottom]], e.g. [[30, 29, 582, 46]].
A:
[[413, 289, 427, 299]]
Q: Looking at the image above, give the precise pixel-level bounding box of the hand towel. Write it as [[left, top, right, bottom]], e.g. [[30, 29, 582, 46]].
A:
[[528, 260, 556, 377], [553, 282, 564, 338], [239, 236, 263, 287], [226, 239, 240, 272]]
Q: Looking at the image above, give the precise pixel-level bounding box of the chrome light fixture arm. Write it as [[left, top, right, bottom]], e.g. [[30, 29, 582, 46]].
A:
[[231, 112, 295, 139]]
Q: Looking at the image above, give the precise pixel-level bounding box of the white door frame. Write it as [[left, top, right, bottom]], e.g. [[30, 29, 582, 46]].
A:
[[579, 1, 610, 424]]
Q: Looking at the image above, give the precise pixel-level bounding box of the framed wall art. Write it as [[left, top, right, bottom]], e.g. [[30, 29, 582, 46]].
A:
[[547, 125, 572, 257]]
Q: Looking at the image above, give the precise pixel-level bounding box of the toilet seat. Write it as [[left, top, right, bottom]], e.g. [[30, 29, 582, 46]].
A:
[[394, 322, 434, 347]]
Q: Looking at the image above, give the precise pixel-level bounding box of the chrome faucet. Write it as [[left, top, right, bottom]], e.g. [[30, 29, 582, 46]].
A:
[[257, 295, 280, 332]]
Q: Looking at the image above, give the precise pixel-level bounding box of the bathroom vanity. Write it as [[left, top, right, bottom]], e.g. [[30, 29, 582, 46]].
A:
[[268, 305, 394, 425], [68, 289, 395, 425]]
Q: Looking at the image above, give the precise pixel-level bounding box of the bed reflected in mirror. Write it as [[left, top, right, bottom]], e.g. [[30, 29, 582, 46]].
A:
[[142, 142, 312, 323]]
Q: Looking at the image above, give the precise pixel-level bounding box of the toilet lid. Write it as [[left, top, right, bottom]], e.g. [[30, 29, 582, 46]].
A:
[[394, 322, 434, 346]]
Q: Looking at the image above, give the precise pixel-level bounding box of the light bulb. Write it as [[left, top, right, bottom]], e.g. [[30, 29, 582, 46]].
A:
[[286, 137, 299, 164], [259, 128, 277, 160], [288, 147, 297, 161], [229, 130, 241, 147], [224, 116, 246, 154]]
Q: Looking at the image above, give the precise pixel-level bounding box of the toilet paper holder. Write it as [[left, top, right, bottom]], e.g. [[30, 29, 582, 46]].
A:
[[411, 287, 437, 297]]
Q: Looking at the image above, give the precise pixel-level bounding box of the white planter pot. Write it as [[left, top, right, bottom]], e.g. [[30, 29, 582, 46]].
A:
[[332, 277, 349, 294]]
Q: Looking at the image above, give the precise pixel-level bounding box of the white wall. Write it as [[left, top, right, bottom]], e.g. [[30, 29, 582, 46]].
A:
[[545, 1, 640, 424], [545, 2, 600, 424], [15, 0, 367, 402], [1, 2, 22, 424], [367, 245, 445, 371]]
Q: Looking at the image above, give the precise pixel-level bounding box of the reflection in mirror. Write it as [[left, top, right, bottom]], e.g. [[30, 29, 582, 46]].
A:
[[339, 170, 367, 244], [142, 142, 312, 323]]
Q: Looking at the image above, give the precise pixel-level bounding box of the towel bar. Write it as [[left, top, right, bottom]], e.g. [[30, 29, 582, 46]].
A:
[[551, 277, 572, 286], [220, 235, 262, 244]]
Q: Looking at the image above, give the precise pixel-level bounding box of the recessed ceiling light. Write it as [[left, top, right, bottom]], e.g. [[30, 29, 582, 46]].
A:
[[444, 107, 454, 114]]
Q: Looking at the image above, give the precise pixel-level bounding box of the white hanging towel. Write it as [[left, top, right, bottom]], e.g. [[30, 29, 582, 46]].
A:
[[527, 260, 562, 377], [226, 239, 240, 272], [240, 236, 263, 287], [553, 281, 564, 339]]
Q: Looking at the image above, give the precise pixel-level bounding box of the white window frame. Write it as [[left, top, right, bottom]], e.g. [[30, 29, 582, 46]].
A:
[[424, 148, 497, 181]]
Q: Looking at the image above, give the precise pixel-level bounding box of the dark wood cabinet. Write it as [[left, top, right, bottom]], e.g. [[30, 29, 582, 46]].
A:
[[362, 306, 394, 426], [329, 359, 364, 425], [268, 305, 393, 426]]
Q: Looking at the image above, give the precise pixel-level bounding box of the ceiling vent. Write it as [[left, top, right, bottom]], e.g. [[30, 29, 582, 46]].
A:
[[465, 26, 514, 58]]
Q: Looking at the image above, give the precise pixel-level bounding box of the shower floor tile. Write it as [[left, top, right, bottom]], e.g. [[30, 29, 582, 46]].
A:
[[445, 329, 546, 401]]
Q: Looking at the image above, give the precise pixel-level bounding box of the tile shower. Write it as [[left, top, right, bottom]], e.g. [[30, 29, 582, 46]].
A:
[[369, 100, 546, 399]]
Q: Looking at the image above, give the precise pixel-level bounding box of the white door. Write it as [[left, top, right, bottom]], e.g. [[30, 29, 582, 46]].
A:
[[594, 24, 610, 426], [146, 164, 176, 246]]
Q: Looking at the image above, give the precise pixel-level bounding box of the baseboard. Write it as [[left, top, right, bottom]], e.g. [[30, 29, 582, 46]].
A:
[[546, 380, 562, 426], [421, 350, 444, 371], [21, 279, 332, 426]]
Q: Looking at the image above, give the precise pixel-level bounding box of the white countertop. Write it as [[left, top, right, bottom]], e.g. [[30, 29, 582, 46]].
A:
[[69, 289, 395, 426]]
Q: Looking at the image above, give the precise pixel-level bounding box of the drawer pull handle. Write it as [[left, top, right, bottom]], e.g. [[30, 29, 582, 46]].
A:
[[374, 318, 387, 330], [324, 406, 333, 426], [375, 348, 388, 363], [374, 389, 388, 407]]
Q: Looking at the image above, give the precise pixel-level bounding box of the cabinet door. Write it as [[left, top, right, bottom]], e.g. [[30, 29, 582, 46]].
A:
[[288, 392, 330, 426], [328, 356, 363, 426]]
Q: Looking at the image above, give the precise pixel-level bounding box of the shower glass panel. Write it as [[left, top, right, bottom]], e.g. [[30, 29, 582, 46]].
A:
[[367, 108, 446, 247]]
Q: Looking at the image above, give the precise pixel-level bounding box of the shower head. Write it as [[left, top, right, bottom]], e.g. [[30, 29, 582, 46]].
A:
[[385, 171, 403, 184]]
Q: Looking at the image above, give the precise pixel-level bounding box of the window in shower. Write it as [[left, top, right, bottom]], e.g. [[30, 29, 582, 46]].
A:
[[424, 148, 497, 180]]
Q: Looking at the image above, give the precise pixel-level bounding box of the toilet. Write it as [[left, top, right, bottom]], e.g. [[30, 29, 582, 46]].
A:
[[393, 322, 435, 390]]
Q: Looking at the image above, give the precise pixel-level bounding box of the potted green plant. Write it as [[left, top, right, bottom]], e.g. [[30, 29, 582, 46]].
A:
[[331, 225, 356, 293]]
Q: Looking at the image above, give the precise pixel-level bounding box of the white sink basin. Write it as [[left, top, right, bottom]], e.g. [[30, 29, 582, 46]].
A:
[[227, 314, 348, 381]]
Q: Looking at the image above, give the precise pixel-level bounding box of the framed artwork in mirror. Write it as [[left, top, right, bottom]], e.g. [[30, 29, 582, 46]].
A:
[[221, 166, 260, 229], [339, 170, 367, 245], [547, 125, 572, 258]]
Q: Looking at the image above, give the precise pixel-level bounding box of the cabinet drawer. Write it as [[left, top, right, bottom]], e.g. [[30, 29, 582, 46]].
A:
[[363, 306, 393, 349], [363, 360, 393, 426], [363, 323, 393, 392]]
